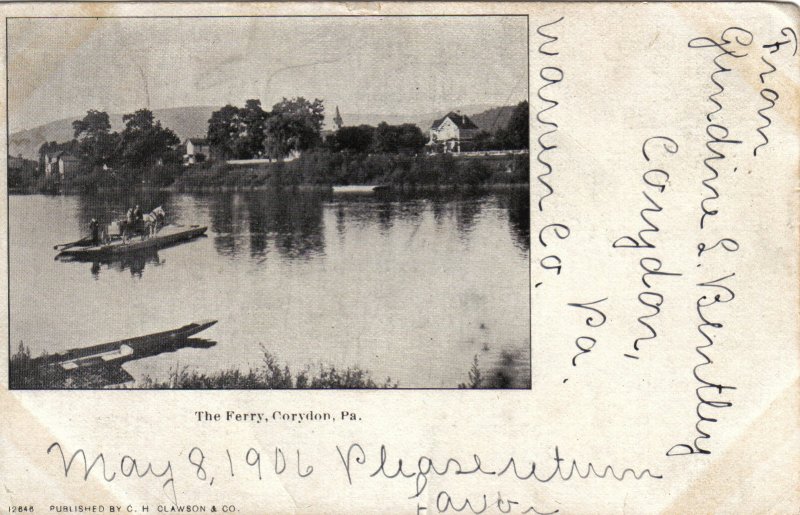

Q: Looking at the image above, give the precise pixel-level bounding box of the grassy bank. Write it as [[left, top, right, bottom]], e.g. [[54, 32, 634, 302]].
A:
[[171, 151, 529, 191], [12, 162, 187, 194], [10, 342, 529, 389], [13, 152, 528, 194]]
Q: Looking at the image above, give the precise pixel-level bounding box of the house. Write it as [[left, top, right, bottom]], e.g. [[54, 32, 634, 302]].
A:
[[8, 154, 38, 183], [44, 151, 81, 177], [183, 138, 211, 165], [8, 155, 31, 173], [429, 111, 480, 153]]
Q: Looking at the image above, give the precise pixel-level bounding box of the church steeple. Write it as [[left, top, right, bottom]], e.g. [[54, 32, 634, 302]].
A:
[[333, 106, 343, 131]]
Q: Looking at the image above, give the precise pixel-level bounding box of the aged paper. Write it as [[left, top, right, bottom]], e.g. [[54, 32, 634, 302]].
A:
[[1, 2, 798, 514]]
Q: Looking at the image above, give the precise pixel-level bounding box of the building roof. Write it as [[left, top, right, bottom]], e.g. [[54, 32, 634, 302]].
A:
[[187, 138, 208, 145], [431, 112, 479, 130]]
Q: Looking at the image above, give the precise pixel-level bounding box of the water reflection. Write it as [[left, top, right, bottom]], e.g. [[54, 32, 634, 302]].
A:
[[333, 191, 484, 236], [205, 191, 326, 260], [76, 250, 165, 278], [206, 193, 248, 257], [499, 189, 530, 252], [67, 188, 529, 271], [453, 198, 484, 237]]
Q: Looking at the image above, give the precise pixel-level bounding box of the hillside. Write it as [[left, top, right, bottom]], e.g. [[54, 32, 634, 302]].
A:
[[468, 105, 517, 134], [9, 106, 216, 159], [9, 102, 523, 159]]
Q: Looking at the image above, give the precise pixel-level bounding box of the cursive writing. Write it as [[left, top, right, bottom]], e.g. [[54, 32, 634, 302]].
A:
[[614, 136, 682, 359], [337, 444, 661, 499], [47, 442, 177, 505]]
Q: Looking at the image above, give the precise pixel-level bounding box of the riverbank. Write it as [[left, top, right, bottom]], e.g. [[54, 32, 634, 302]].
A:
[[163, 182, 529, 193], [12, 151, 529, 194], [10, 343, 528, 389], [172, 151, 529, 191]]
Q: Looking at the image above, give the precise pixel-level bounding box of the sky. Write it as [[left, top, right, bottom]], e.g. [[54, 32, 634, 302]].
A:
[[8, 16, 528, 132]]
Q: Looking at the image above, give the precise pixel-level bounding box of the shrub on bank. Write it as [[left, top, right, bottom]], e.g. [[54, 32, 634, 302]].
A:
[[170, 150, 529, 190], [9, 343, 398, 389], [9, 342, 529, 389], [26, 151, 530, 192], [138, 348, 398, 389], [458, 349, 531, 389]]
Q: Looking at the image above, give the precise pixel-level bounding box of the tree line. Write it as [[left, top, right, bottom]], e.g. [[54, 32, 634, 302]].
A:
[[325, 122, 427, 154], [324, 101, 528, 155], [206, 97, 431, 159], [39, 108, 181, 172], [207, 97, 325, 160], [207, 98, 529, 159], [471, 101, 529, 151], [40, 98, 528, 163], [40, 99, 528, 169], [31, 99, 528, 192]]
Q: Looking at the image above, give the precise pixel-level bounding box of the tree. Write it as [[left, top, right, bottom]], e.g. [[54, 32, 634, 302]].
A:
[[72, 109, 111, 140], [373, 122, 396, 153], [119, 108, 180, 168], [395, 123, 427, 154], [498, 101, 529, 150], [72, 110, 118, 168], [326, 125, 375, 153], [373, 122, 426, 154], [207, 104, 244, 160], [240, 99, 268, 158], [263, 97, 325, 159], [472, 130, 497, 151], [206, 100, 269, 160]]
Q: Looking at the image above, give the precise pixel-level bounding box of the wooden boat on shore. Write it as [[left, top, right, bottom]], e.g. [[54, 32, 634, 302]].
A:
[[332, 184, 389, 194], [57, 225, 207, 259], [34, 320, 218, 372]]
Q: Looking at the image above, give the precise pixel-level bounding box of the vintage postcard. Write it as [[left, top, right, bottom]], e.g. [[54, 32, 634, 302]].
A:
[[1, 1, 798, 513]]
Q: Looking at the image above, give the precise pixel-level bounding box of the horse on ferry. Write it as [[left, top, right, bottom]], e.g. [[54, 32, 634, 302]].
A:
[[143, 206, 167, 237], [119, 206, 167, 242]]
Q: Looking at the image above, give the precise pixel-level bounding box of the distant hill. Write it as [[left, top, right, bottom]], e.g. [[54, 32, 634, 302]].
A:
[[468, 105, 517, 134], [9, 102, 523, 159], [414, 104, 520, 134], [9, 106, 216, 159], [332, 103, 503, 132]]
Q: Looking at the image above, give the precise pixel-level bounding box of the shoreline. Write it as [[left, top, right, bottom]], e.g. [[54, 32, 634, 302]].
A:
[[10, 182, 530, 195], [12, 151, 530, 194], [10, 343, 530, 390]]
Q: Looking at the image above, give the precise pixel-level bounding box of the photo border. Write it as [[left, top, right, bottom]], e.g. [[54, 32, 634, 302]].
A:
[[6, 13, 532, 391]]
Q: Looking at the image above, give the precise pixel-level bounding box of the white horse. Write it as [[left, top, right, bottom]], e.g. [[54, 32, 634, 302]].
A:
[[142, 206, 167, 238]]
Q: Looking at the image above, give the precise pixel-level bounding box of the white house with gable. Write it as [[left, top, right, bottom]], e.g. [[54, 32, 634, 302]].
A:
[[44, 151, 81, 177], [429, 111, 480, 153], [183, 138, 211, 165]]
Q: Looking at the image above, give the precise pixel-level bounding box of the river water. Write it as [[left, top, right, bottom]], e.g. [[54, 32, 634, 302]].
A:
[[10, 189, 530, 388]]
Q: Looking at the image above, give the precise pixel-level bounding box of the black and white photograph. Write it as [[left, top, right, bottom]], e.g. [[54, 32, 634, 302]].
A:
[[8, 16, 531, 389]]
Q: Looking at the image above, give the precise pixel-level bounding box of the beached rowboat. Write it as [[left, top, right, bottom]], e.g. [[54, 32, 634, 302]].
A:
[[332, 184, 389, 194], [57, 225, 208, 259], [33, 320, 218, 371]]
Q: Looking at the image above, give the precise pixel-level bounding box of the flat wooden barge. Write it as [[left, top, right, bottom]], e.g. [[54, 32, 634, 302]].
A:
[[57, 225, 207, 259]]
